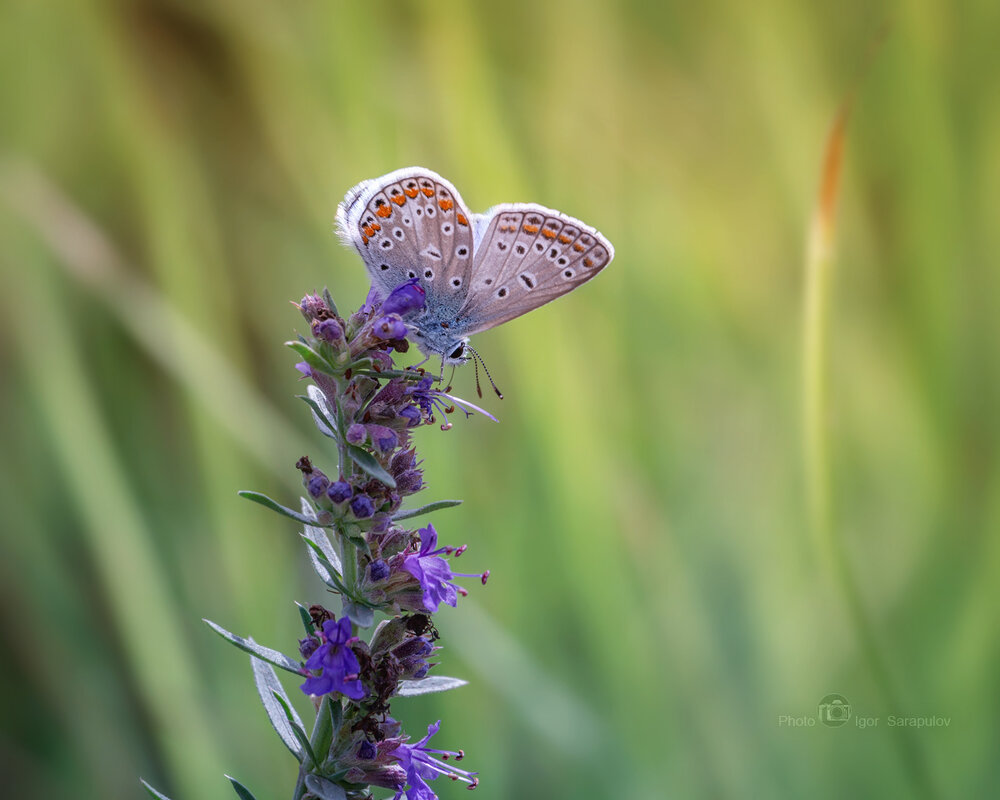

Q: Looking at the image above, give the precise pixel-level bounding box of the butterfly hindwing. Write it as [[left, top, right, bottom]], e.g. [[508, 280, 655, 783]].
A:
[[458, 203, 614, 336]]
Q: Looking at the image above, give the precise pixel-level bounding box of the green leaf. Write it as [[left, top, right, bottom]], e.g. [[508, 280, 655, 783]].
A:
[[350, 368, 430, 381], [272, 690, 318, 767], [309, 695, 339, 771], [239, 491, 333, 526], [251, 656, 304, 761], [397, 675, 469, 697], [392, 499, 463, 521], [299, 389, 337, 440], [304, 775, 347, 800], [321, 288, 339, 317], [347, 445, 396, 488], [286, 340, 337, 376], [204, 619, 302, 675], [300, 498, 342, 573], [302, 536, 351, 595], [225, 775, 259, 800], [140, 780, 173, 800], [342, 598, 374, 628], [297, 602, 315, 636]]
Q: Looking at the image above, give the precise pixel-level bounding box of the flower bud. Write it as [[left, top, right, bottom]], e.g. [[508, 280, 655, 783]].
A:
[[298, 636, 320, 660], [327, 481, 353, 504], [373, 315, 407, 340], [399, 405, 422, 428], [393, 635, 435, 680], [369, 617, 408, 654], [307, 470, 330, 498], [368, 559, 390, 582], [357, 740, 377, 761], [368, 425, 398, 454], [313, 318, 344, 344], [390, 448, 417, 475], [393, 636, 433, 660], [346, 423, 367, 445], [381, 280, 426, 316], [350, 494, 375, 519], [396, 470, 423, 494], [299, 293, 330, 322]]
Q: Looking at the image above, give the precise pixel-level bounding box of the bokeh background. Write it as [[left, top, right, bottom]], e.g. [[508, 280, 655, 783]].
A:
[[2, 1, 998, 798]]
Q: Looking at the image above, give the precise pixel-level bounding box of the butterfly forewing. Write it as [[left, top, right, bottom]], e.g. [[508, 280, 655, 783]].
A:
[[458, 203, 614, 336], [337, 168, 474, 305]]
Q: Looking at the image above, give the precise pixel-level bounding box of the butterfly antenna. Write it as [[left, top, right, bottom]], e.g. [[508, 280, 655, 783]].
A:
[[466, 344, 503, 399], [472, 354, 483, 398]]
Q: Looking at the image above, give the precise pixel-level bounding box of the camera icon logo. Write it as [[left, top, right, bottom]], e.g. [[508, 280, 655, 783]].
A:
[[818, 693, 851, 727]]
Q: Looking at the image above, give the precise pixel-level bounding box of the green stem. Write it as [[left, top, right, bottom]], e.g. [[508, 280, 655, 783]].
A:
[[803, 202, 938, 800], [334, 381, 360, 636]]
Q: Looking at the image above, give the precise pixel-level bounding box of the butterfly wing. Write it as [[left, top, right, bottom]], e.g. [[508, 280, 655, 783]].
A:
[[457, 203, 614, 336], [335, 167, 475, 303]]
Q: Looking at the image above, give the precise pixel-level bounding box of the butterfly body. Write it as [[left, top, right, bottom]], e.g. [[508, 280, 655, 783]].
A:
[[336, 167, 614, 362]]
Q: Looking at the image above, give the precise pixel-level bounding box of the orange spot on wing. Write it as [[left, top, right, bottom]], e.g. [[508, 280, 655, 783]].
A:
[[541, 229, 557, 239], [391, 195, 406, 206], [523, 224, 539, 234], [361, 234, 369, 245], [438, 198, 454, 211], [573, 243, 585, 252], [583, 257, 594, 267], [404, 187, 419, 198], [558, 234, 572, 244], [457, 213, 469, 226], [376, 205, 392, 218], [421, 187, 434, 197]]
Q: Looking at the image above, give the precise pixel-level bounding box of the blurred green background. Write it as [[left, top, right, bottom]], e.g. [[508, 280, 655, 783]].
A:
[[2, 1, 998, 798]]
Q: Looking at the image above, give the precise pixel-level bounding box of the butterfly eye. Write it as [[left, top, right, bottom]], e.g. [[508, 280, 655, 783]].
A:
[[449, 344, 465, 359]]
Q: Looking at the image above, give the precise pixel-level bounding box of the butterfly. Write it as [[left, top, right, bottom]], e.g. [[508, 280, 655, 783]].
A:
[[335, 166, 614, 365]]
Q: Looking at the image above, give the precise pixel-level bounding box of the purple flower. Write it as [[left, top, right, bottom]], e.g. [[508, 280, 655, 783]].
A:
[[300, 617, 365, 700], [392, 721, 477, 800], [327, 480, 353, 504], [351, 494, 376, 519], [374, 315, 408, 340], [401, 525, 460, 612], [406, 377, 498, 430], [381, 280, 426, 316]]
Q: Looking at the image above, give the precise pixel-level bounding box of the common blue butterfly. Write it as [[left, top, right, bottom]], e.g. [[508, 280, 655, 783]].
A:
[[336, 167, 614, 365]]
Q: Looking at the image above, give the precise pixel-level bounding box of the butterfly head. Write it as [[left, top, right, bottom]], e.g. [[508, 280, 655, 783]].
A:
[[444, 340, 471, 365], [411, 332, 471, 366]]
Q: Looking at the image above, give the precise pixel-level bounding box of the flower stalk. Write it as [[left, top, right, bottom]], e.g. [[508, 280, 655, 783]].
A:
[[158, 283, 493, 800]]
